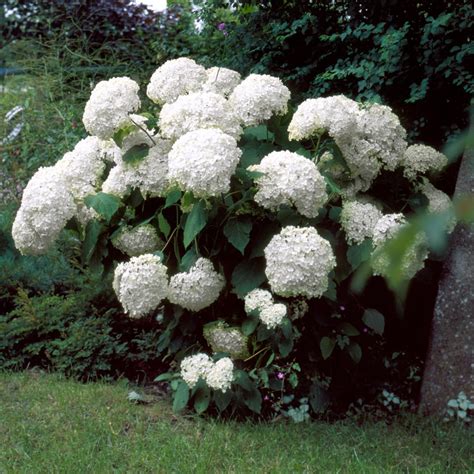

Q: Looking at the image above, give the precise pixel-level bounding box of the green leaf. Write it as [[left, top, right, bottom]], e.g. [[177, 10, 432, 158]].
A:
[[165, 189, 182, 208], [234, 370, 254, 391], [320, 337, 336, 360], [122, 143, 149, 164], [338, 322, 360, 337], [154, 372, 173, 382], [84, 192, 121, 223], [280, 319, 292, 339], [249, 221, 281, 258], [158, 212, 171, 239], [183, 201, 208, 248], [112, 124, 135, 147], [347, 342, 362, 363], [194, 386, 211, 414], [181, 191, 196, 209], [309, 383, 330, 414], [241, 316, 259, 336], [362, 308, 385, 335], [214, 390, 232, 412], [231, 258, 266, 297], [243, 387, 262, 414], [347, 239, 374, 270], [223, 218, 252, 254], [323, 278, 337, 302], [81, 219, 104, 265], [324, 175, 342, 194], [173, 380, 189, 413], [278, 338, 293, 357], [179, 247, 199, 272]]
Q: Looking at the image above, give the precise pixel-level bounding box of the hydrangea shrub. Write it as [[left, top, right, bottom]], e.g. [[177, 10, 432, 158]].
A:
[[13, 57, 455, 417]]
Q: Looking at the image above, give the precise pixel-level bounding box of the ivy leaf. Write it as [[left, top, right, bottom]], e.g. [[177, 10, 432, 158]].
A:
[[122, 143, 149, 164], [81, 219, 104, 265], [231, 258, 266, 297], [194, 386, 211, 414], [158, 212, 171, 239], [347, 342, 362, 363], [223, 218, 252, 254], [183, 201, 208, 248], [172, 380, 189, 413], [214, 390, 232, 412], [84, 192, 121, 223], [320, 336, 336, 360], [362, 308, 385, 335], [347, 239, 374, 270]]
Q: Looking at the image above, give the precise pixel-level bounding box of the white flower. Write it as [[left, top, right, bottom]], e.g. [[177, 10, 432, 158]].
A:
[[372, 213, 407, 247], [180, 353, 214, 389], [403, 144, 448, 181], [146, 58, 207, 104], [202, 67, 241, 96], [340, 200, 383, 244], [12, 166, 76, 255], [259, 303, 287, 329], [249, 151, 328, 218], [244, 288, 274, 314], [288, 95, 360, 141], [229, 74, 290, 126], [82, 77, 140, 139], [112, 224, 164, 257], [357, 103, 407, 171], [102, 140, 170, 198], [420, 181, 456, 233], [159, 91, 242, 140], [168, 258, 225, 311], [205, 357, 234, 392], [204, 323, 248, 359], [264, 226, 336, 298], [112, 254, 168, 317], [167, 128, 241, 197], [54, 136, 106, 201]]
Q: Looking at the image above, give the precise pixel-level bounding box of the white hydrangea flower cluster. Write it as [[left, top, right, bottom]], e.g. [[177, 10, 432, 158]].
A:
[[264, 226, 336, 298], [159, 91, 242, 140], [243, 288, 287, 329], [180, 353, 214, 389], [167, 128, 241, 197], [372, 213, 407, 247], [54, 136, 106, 202], [147, 58, 207, 104], [112, 224, 163, 257], [340, 200, 383, 244], [370, 213, 428, 280], [420, 181, 456, 233], [403, 144, 448, 181], [248, 151, 328, 218], [229, 74, 291, 127], [204, 323, 248, 359], [113, 254, 168, 318], [82, 77, 140, 139], [180, 353, 234, 392], [102, 140, 171, 198], [12, 166, 76, 255], [244, 288, 287, 329], [288, 96, 360, 141], [289, 97, 407, 193], [202, 67, 241, 96], [168, 258, 225, 312]]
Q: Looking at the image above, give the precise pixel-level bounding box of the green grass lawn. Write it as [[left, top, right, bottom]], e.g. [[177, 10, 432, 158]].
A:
[[0, 372, 472, 473]]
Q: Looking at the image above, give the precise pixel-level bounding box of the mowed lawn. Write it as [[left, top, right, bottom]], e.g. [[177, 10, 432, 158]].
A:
[[0, 372, 472, 473]]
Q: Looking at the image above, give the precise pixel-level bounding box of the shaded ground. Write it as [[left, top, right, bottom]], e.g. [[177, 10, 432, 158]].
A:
[[0, 371, 472, 473]]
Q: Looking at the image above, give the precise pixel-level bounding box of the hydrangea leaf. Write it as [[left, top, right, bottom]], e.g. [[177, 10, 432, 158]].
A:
[[172, 380, 189, 413], [347, 239, 374, 271], [347, 342, 362, 363], [81, 219, 104, 265], [320, 336, 336, 360], [84, 192, 121, 224], [214, 389, 233, 412], [231, 258, 266, 297], [194, 386, 211, 414], [183, 201, 208, 248], [223, 218, 252, 254], [122, 143, 149, 164]]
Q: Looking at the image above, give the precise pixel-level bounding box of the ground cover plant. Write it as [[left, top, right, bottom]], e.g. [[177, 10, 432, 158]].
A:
[[1, 371, 473, 473], [9, 55, 461, 419]]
